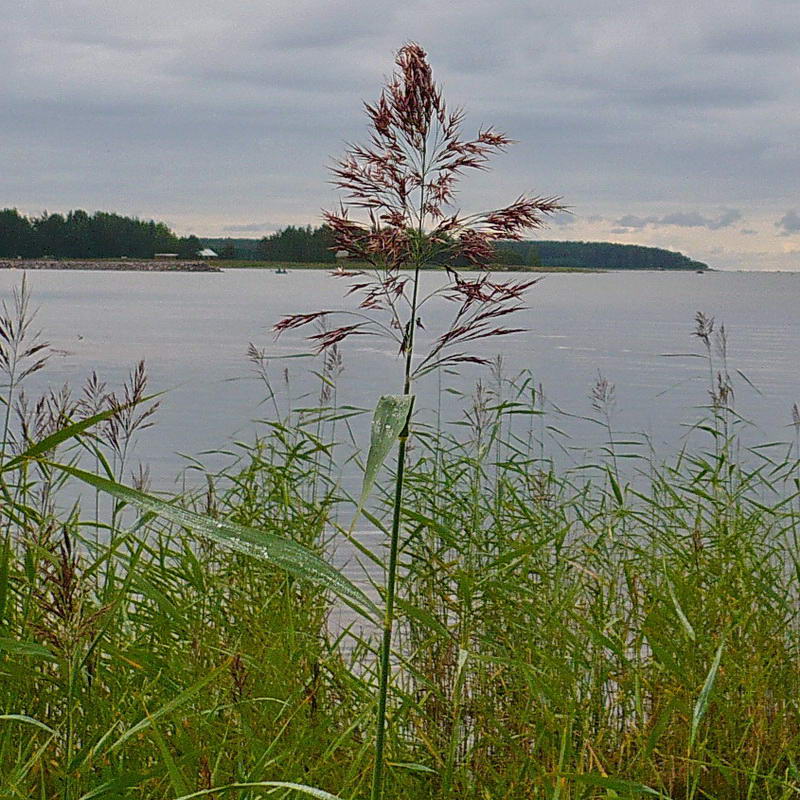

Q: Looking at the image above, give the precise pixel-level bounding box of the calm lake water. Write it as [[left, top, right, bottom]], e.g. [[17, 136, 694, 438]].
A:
[[2, 268, 799, 488]]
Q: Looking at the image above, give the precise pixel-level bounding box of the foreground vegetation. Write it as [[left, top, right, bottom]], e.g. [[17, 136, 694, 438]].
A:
[[1, 276, 799, 800]]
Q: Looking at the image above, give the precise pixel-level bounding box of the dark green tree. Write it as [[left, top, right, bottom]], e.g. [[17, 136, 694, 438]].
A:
[[0, 209, 35, 257], [219, 240, 237, 259], [177, 235, 202, 259]]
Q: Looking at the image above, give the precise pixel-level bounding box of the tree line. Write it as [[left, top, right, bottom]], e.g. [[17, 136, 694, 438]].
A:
[[0, 208, 203, 259], [247, 225, 532, 265], [0, 210, 708, 269], [209, 226, 707, 269], [496, 240, 707, 270]]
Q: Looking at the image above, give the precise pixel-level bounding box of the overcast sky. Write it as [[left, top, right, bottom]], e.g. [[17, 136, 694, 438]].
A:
[[4, 0, 799, 269]]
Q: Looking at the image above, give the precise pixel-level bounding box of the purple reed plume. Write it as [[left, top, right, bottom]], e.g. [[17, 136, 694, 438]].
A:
[[275, 42, 565, 377]]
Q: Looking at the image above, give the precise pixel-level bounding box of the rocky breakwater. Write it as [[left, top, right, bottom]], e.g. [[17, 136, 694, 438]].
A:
[[0, 259, 222, 272]]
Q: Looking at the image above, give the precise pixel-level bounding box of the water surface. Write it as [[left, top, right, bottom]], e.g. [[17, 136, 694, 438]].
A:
[[2, 268, 798, 486]]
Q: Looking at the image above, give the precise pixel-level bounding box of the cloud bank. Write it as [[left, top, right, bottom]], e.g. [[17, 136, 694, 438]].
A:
[[2, 0, 799, 268], [613, 209, 743, 233]]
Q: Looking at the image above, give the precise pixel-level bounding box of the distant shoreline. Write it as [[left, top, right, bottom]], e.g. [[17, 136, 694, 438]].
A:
[[0, 259, 721, 274], [223, 261, 602, 273], [0, 259, 221, 273], [0, 258, 600, 273]]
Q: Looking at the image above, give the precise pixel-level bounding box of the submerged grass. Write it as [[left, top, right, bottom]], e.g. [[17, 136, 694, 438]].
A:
[[1, 277, 799, 799]]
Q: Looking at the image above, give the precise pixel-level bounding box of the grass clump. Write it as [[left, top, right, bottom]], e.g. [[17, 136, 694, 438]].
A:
[[1, 278, 799, 798]]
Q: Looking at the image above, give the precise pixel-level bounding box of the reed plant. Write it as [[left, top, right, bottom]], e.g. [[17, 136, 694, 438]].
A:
[[274, 42, 561, 800]]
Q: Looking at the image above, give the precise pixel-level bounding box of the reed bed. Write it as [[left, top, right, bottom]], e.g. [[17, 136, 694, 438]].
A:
[[1, 274, 799, 800]]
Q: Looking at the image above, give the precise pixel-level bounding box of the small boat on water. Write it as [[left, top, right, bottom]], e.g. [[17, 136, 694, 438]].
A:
[[275, 267, 288, 274]]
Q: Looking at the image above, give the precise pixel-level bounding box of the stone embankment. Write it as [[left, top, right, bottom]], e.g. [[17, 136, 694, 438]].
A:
[[0, 259, 222, 272]]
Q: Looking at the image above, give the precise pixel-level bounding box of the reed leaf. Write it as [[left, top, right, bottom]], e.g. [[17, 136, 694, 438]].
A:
[[173, 782, 345, 800], [571, 773, 667, 797], [690, 641, 725, 750], [356, 394, 414, 518], [0, 714, 57, 736], [46, 461, 379, 623]]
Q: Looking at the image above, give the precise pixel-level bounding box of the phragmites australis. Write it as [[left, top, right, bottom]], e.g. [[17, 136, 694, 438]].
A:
[[275, 42, 564, 377]]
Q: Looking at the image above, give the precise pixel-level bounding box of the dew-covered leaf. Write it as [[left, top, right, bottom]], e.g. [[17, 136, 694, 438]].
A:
[[357, 394, 414, 515], [48, 462, 379, 623]]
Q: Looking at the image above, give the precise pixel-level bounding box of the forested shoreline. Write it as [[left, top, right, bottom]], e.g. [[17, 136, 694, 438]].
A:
[[0, 208, 203, 259], [206, 225, 708, 269], [1, 209, 708, 269]]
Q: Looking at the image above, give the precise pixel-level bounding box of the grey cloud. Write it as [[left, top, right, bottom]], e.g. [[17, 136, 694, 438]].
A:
[[660, 209, 742, 230], [614, 210, 743, 231], [614, 215, 653, 229], [222, 223, 282, 233], [775, 210, 800, 236], [658, 212, 711, 228], [712, 209, 744, 229], [550, 212, 576, 227], [637, 82, 769, 109], [259, 1, 395, 49], [705, 22, 800, 55]]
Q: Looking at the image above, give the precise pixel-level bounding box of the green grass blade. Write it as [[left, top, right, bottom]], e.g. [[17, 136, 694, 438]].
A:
[[76, 774, 144, 800], [1, 393, 161, 473], [690, 641, 724, 751], [0, 535, 9, 629], [0, 714, 57, 736], [173, 781, 345, 799], [571, 773, 667, 797], [356, 394, 414, 516], [47, 461, 379, 623], [386, 761, 437, 775], [666, 577, 696, 643], [0, 638, 56, 661], [608, 466, 625, 505], [106, 666, 225, 754], [148, 713, 190, 797]]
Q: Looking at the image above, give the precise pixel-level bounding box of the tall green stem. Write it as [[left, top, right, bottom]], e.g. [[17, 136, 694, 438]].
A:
[[0, 360, 17, 466], [371, 136, 427, 800], [370, 430, 409, 800], [370, 264, 421, 800]]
